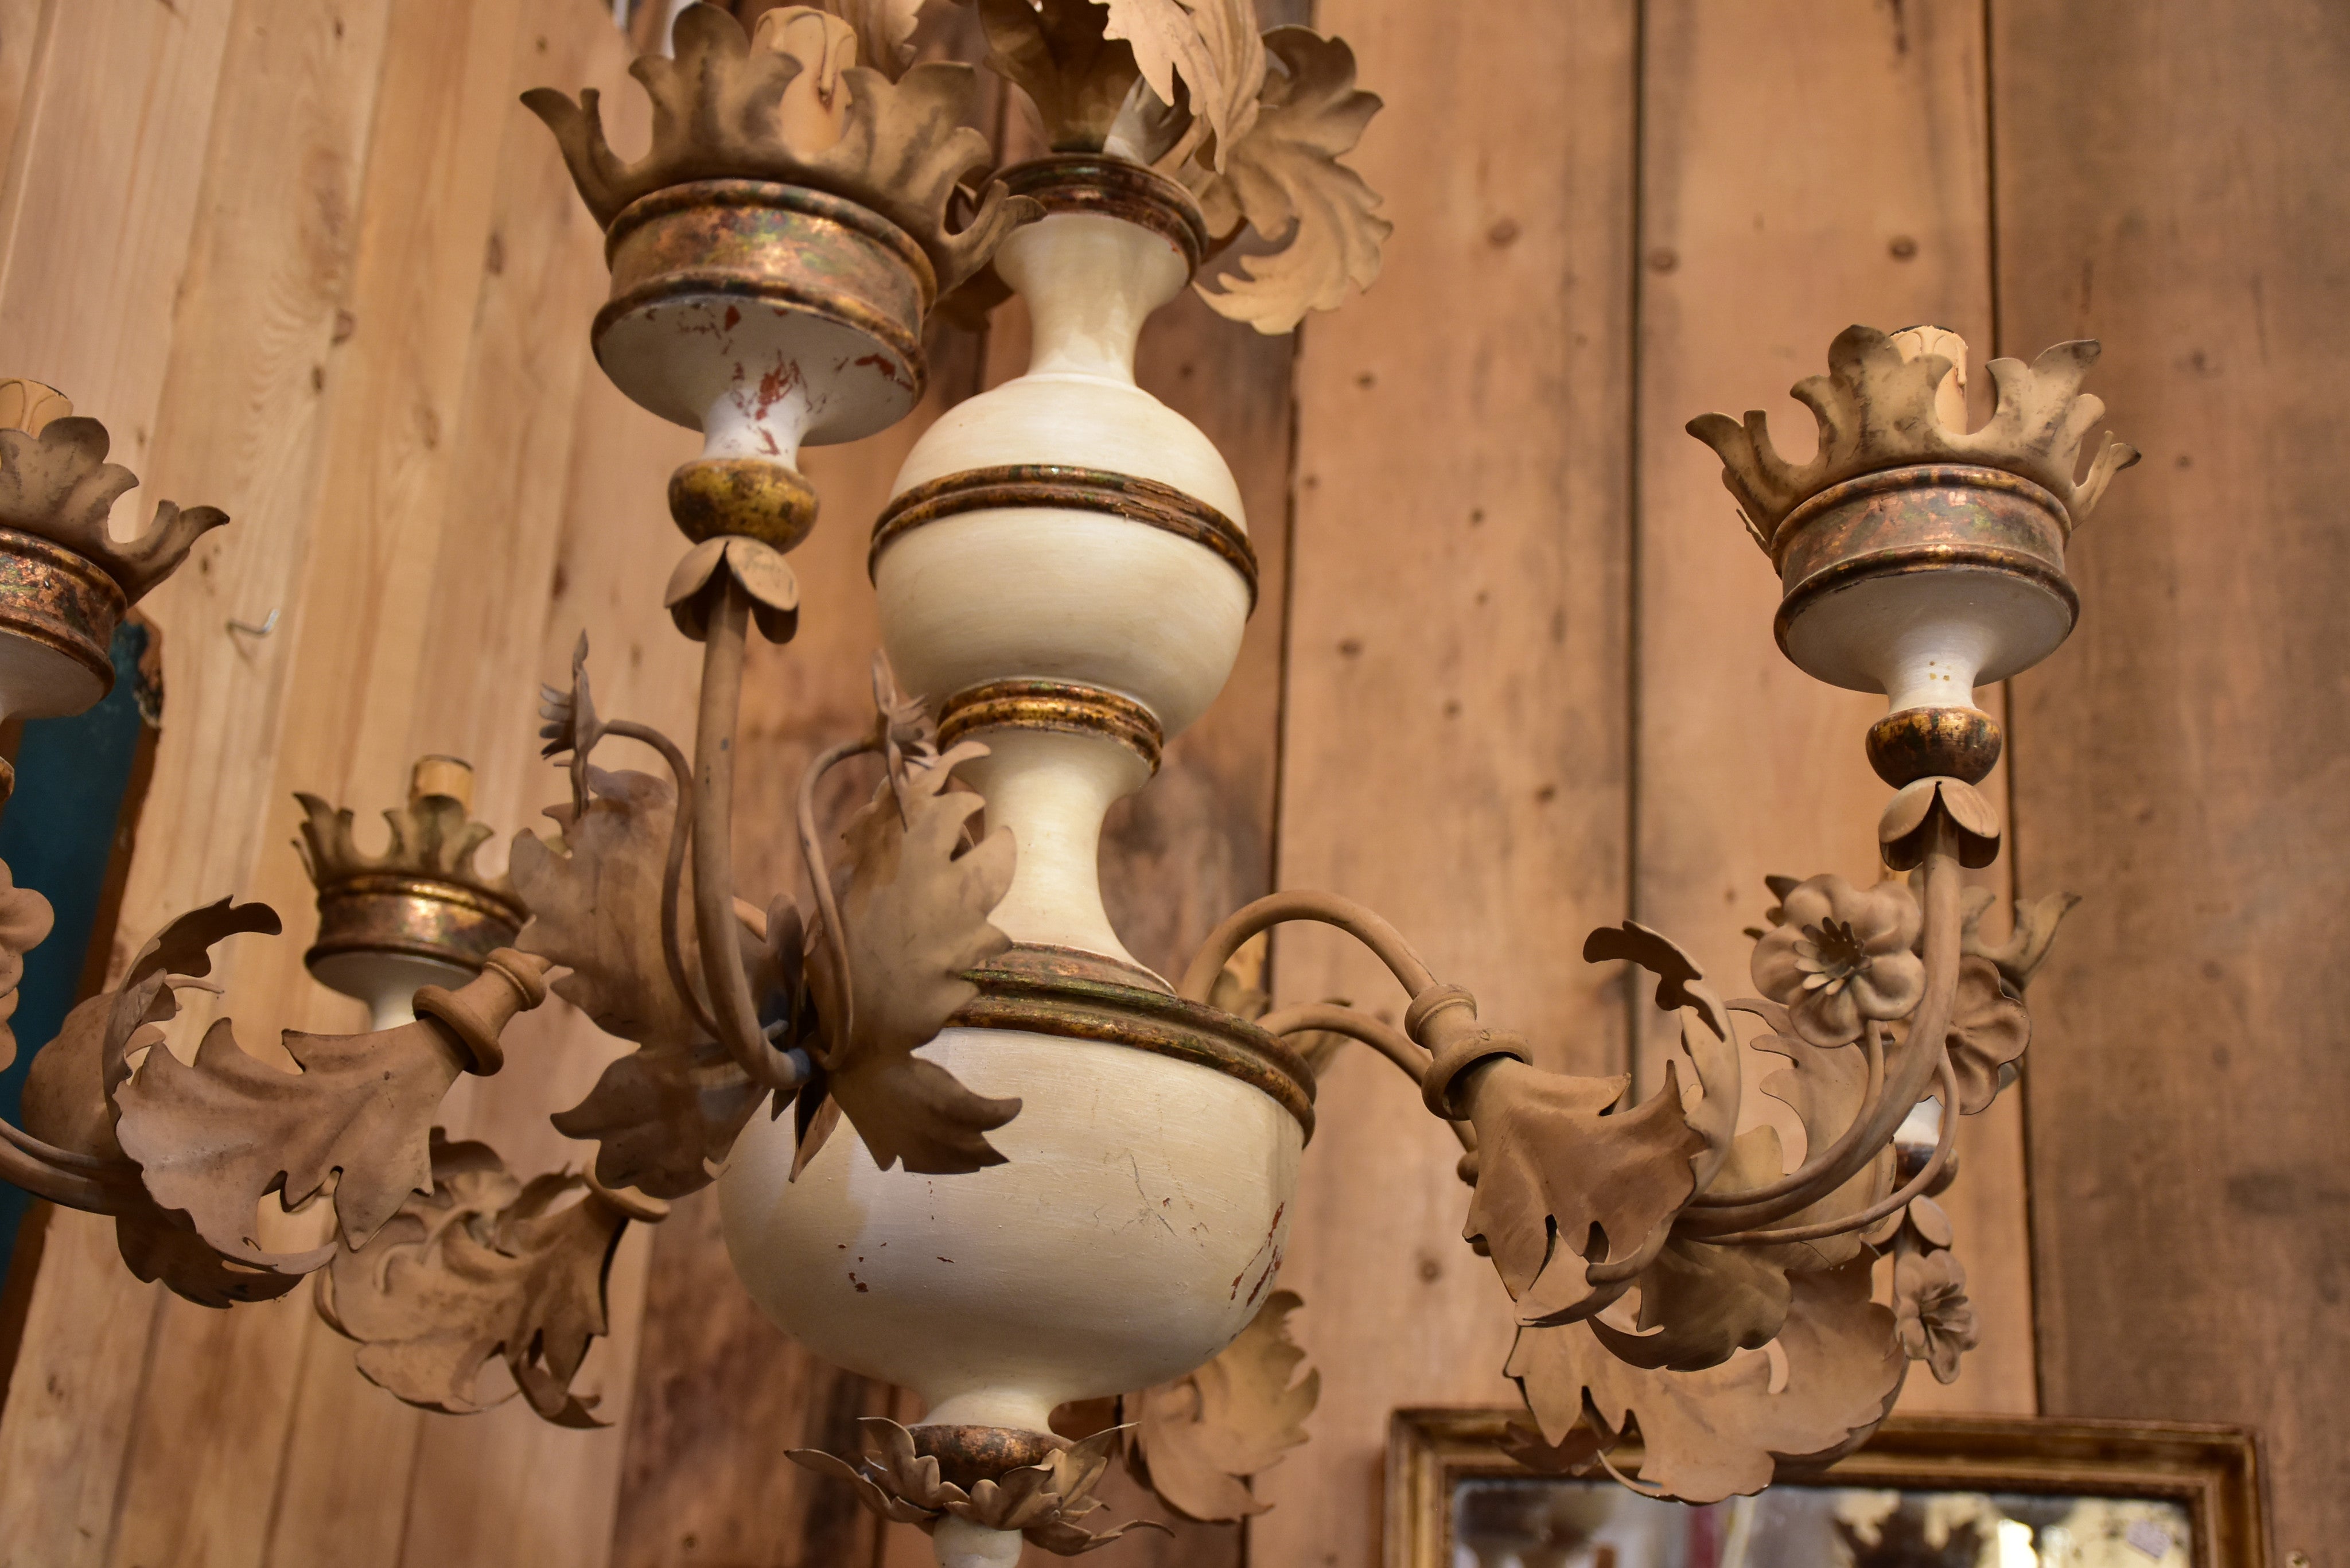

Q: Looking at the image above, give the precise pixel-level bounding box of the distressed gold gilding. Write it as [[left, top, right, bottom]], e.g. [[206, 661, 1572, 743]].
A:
[[955, 946, 1315, 1138], [937, 679, 1164, 773], [0, 527, 129, 692], [1001, 154, 1211, 277], [598, 179, 932, 397], [1866, 706, 2005, 788], [869, 464, 1259, 606]]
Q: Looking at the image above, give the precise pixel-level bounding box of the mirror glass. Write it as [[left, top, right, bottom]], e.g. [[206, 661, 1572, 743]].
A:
[[1451, 1477, 2196, 1568]]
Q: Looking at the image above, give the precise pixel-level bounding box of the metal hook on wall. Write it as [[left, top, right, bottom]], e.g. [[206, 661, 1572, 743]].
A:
[[226, 608, 279, 640]]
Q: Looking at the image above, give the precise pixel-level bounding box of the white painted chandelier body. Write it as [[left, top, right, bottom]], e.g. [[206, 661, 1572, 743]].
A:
[[718, 211, 1291, 1452]]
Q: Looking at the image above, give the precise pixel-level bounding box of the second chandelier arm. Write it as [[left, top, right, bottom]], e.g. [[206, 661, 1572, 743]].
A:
[[1706, 1050, 1962, 1247], [690, 578, 805, 1094], [1178, 890, 1441, 1005], [1678, 815, 1967, 1237], [1685, 1018, 1889, 1210], [1256, 1000, 1477, 1155], [604, 716, 720, 1045]]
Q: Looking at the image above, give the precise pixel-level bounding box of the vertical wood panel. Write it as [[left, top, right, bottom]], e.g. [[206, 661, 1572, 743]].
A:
[[91, 0, 423, 1547], [0, 1, 233, 450], [0, 4, 684, 1565], [0, 5, 345, 1564], [1994, 2, 2350, 1555], [1259, 5, 1638, 1565], [1635, 0, 2034, 1418], [389, 7, 663, 1562]]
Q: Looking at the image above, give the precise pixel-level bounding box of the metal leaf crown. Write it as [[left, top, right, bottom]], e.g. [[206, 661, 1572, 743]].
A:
[[523, 3, 1030, 295], [1686, 325, 2143, 558], [294, 784, 520, 909], [0, 380, 228, 604]]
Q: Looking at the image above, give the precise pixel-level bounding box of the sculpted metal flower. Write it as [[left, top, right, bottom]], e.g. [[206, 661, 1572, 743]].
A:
[[1941, 955, 2030, 1114], [1893, 1243, 1978, 1384], [1752, 875, 1924, 1048]]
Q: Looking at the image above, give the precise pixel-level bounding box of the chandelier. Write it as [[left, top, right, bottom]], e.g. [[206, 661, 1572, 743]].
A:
[[0, 3, 2137, 1561]]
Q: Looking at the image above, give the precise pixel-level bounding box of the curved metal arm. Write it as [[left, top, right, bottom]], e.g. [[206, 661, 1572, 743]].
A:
[[1179, 890, 1439, 1005], [604, 717, 719, 1044], [1676, 817, 1966, 1237], [1705, 1050, 1960, 1247], [0, 1115, 119, 1211], [1258, 1001, 1425, 1084], [796, 733, 878, 1045], [1257, 1002, 1476, 1155], [1686, 1021, 1888, 1209], [690, 579, 805, 1094]]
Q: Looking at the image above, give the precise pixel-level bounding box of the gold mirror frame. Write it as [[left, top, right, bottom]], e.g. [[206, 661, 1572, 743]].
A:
[[1387, 1409, 2271, 1568]]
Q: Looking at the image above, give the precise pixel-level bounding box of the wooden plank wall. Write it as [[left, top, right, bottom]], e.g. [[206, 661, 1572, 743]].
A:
[[0, 1, 2339, 1566], [1995, 1, 2350, 1558], [0, 2, 698, 1565]]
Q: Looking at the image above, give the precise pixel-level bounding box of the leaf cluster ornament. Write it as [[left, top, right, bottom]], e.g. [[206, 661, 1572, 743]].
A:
[[799, 740, 1018, 1174], [790, 1418, 1168, 1554], [1129, 1288, 1317, 1521], [957, 2, 1387, 332], [319, 1130, 644, 1426], [1458, 1059, 1706, 1326], [108, 907, 550, 1277], [1099, 0, 1262, 166], [1507, 1257, 1907, 1503], [512, 767, 777, 1199], [976, 0, 1161, 159], [1188, 26, 1388, 332], [525, 3, 1030, 293], [24, 989, 306, 1308]]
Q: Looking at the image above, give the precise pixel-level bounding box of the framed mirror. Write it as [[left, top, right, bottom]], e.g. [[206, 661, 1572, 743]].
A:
[[1388, 1411, 2270, 1568]]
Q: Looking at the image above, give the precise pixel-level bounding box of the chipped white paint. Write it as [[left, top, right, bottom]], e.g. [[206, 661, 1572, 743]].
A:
[[1779, 570, 2058, 717], [718, 1029, 1302, 1435], [596, 295, 919, 457]]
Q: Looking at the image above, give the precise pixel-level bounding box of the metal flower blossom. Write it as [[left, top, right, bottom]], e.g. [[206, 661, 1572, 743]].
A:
[[1936, 955, 2031, 1115], [1893, 1234, 1978, 1385], [787, 1418, 1167, 1555], [1753, 875, 1925, 1048]]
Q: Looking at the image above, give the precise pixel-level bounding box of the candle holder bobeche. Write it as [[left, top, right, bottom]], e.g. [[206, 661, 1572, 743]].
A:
[[1690, 322, 2139, 787]]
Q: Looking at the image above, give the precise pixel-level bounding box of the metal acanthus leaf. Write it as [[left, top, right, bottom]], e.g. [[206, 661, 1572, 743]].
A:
[[512, 767, 780, 1199], [1188, 26, 1388, 333], [1130, 1288, 1319, 1522], [108, 906, 551, 1273], [318, 1130, 646, 1426], [799, 741, 1019, 1175], [1505, 1256, 1907, 1505]]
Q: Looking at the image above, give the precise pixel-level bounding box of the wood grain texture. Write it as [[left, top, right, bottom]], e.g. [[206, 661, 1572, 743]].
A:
[[387, 8, 666, 1562], [0, 0, 232, 451], [0, 3, 339, 1564], [0, 0, 51, 196], [1991, 1, 2350, 1556], [1634, 0, 2034, 1419], [1254, 6, 1637, 1566]]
